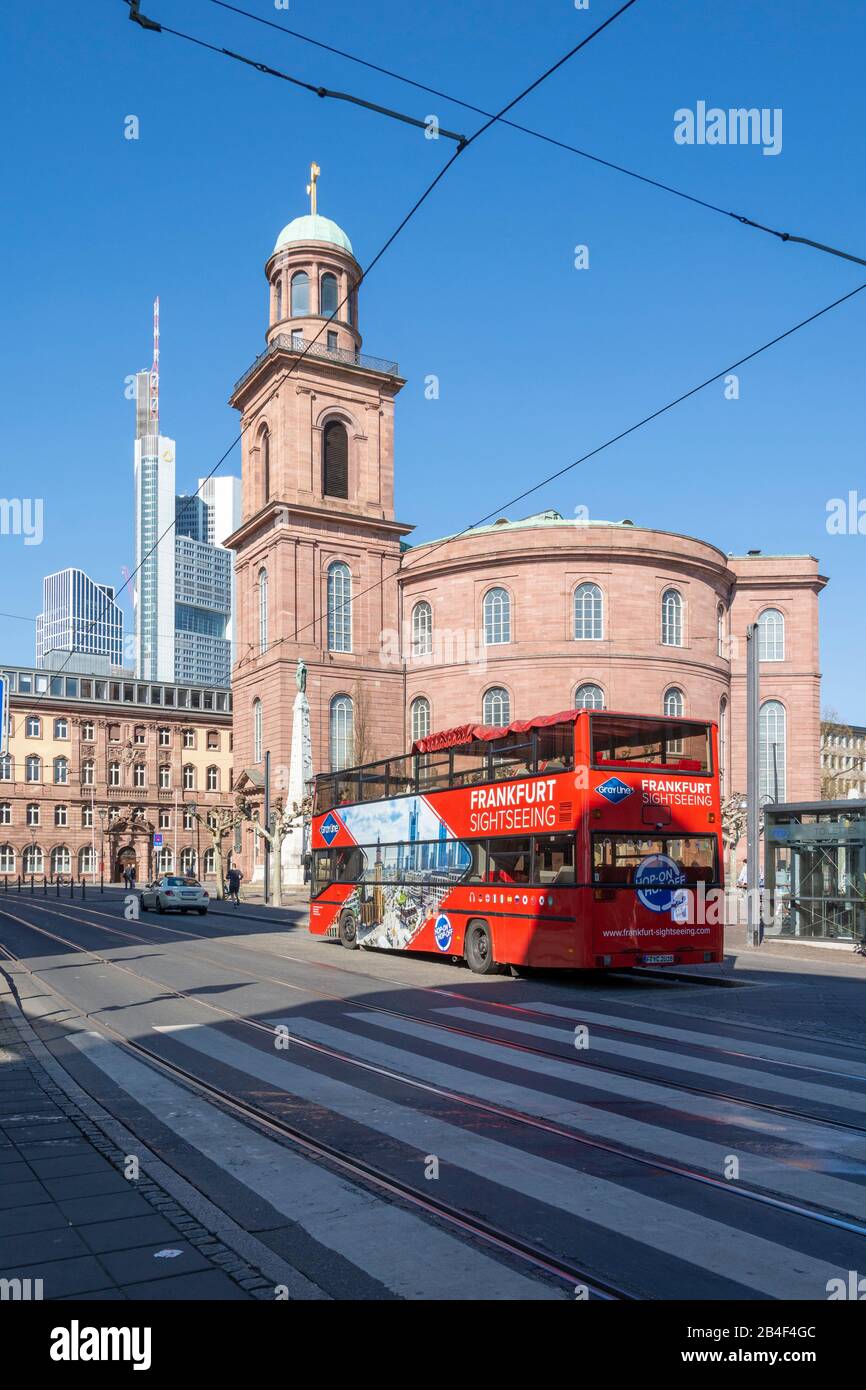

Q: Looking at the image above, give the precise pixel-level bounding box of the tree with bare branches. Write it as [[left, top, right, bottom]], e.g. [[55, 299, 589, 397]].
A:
[[190, 803, 245, 900], [240, 794, 312, 907]]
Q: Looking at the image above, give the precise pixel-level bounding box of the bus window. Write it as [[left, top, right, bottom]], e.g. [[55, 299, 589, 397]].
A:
[[533, 833, 575, 885], [417, 755, 451, 792], [592, 834, 717, 885], [312, 850, 332, 895], [334, 846, 365, 883], [591, 715, 710, 773], [452, 748, 489, 787], [535, 723, 574, 773], [463, 840, 489, 883], [490, 739, 533, 781], [487, 837, 532, 884]]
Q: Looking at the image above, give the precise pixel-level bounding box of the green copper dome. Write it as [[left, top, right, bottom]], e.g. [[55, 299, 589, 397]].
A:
[[273, 214, 353, 256]]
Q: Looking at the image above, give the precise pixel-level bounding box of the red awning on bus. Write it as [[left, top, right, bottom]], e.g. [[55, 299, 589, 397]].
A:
[[412, 709, 581, 755]]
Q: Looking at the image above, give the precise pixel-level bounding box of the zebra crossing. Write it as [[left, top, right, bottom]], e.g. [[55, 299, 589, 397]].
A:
[[63, 988, 866, 1301]]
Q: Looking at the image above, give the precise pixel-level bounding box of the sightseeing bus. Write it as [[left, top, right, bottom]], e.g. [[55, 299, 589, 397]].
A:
[[309, 709, 724, 973]]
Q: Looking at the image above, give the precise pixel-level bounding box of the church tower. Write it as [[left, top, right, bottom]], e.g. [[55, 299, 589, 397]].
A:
[[228, 167, 412, 875]]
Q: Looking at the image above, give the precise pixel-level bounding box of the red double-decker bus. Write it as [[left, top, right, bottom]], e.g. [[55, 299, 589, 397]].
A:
[[310, 709, 724, 973]]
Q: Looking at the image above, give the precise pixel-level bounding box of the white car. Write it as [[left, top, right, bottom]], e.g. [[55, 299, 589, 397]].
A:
[[140, 876, 209, 915]]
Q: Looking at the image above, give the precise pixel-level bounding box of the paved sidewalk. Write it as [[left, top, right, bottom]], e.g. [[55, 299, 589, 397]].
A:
[[0, 979, 273, 1301]]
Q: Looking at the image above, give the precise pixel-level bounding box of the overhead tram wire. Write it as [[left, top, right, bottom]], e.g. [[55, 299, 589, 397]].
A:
[[205, 0, 866, 272], [126, 1, 467, 144], [14, 0, 643, 727], [232, 274, 866, 676]]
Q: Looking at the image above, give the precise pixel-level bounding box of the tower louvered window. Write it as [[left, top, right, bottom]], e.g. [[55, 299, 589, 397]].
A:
[[323, 421, 349, 499]]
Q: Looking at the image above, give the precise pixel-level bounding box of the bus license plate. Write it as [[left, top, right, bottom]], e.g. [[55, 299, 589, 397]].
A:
[[641, 953, 675, 965]]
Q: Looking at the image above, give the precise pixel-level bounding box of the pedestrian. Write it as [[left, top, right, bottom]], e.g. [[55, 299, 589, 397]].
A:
[[737, 860, 748, 890], [226, 865, 242, 907], [129, 866, 136, 890]]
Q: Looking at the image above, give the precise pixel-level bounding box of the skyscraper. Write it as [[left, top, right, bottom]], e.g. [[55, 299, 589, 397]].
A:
[[36, 569, 124, 672], [131, 305, 238, 687]]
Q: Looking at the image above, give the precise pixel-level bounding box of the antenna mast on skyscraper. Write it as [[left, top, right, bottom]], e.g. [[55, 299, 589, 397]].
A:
[[150, 296, 160, 431]]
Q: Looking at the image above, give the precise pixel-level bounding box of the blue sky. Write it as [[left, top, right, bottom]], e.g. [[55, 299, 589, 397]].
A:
[[2, 0, 865, 716]]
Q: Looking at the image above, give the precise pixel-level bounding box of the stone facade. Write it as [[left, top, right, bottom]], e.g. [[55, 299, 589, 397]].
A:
[[228, 204, 828, 882], [0, 667, 233, 883]]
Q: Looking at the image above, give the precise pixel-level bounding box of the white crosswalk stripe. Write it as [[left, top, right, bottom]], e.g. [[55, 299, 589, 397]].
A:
[[167, 1018, 850, 1299], [67, 1030, 562, 1301], [438, 1006, 866, 1112], [278, 1010, 866, 1219]]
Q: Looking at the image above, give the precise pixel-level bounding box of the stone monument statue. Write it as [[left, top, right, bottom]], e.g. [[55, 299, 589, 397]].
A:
[[283, 658, 314, 889], [296, 658, 307, 694]]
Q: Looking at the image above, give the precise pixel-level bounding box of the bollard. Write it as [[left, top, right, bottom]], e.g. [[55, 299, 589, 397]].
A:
[[69, 878, 74, 899], [30, 874, 34, 895], [81, 878, 86, 900], [56, 877, 60, 897], [17, 874, 21, 893], [100, 873, 104, 894], [43, 875, 47, 895]]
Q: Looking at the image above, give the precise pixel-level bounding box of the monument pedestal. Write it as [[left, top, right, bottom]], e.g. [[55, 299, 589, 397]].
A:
[[282, 689, 313, 889]]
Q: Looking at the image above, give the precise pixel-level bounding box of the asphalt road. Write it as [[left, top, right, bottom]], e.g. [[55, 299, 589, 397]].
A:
[[2, 886, 866, 1301]]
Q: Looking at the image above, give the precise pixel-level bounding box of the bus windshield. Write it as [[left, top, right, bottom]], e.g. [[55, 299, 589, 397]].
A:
[[590, 715, 711, 773]]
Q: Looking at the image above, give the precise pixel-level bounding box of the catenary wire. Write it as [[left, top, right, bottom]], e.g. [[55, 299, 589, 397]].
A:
[[13, 0, 642, 724], [205, 0, 866, 270]]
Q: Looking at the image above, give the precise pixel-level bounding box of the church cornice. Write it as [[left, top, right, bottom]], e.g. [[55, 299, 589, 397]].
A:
[[230, 338, 404, 410], [225, 500, 414, 553]]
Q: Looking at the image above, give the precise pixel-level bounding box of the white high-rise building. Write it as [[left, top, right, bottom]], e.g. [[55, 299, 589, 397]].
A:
[[132, 369, 178, 682], [36, 569, 124, 670], [132, 352, 240, 687]]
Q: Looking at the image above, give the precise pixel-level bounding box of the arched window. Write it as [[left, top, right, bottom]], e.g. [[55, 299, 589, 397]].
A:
[[759, 700, 787, 802], [327, 561, 352, 652], [158, 847, 174, 874], [258, 567, 268, 654], [207, 766, 219, 792], [575, 683, 605, 710], [0, 755, 11, 781], [664, 687, 685, 717], [23, 845, 43, 875], [274, 277, 282, 320], [719, 696, 728, 796], [323, 420, 349, 498], [482, 588, 511, 645], [253, 699, 263, 763], [79, 846, 96, 876], [51, 846, 71, 878], [53, 757, 68, 785], [717, 603, 726, 658], [0, 845, 15, 874], [573, 583, 603, 641], [320, 272, 338, 319], [482, 687, 510, 726], [25, 755, 41, 782], [180, 847, 197, 877], [291, 270, 309, 316], [183, 764, 195, 791], [26, 716, 40, 737], [412, 601, 432, 658], [661, 588, 683, 646], [757, 608, 784, 662], [411, 697, 431, 742], [329, 695, 354, 771], [259, 427, 270, 504]]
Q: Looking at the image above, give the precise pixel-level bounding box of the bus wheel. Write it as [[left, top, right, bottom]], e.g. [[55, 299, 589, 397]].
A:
[[465, 922, 498, 975], [339, 910, 359, 950]]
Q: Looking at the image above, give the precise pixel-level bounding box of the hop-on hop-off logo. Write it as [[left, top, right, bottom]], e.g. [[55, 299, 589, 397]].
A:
[[635, 854, 687, 914], [319, 813, 341, 846], [434, 912, 453, 952], [595, 776, 633, 805]]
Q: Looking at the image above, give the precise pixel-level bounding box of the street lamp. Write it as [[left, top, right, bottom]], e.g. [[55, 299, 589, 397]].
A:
[[189, 800, 199, 879], [97, 807, 107, 888]]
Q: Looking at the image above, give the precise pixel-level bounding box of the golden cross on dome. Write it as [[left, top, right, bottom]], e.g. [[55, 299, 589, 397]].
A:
[[306, 162, 321, 216]]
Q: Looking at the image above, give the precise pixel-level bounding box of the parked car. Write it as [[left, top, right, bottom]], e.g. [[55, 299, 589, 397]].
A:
[[139, 876, 209, 915]]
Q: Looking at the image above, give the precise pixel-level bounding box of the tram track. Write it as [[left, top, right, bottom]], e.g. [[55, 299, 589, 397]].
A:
[[5, 892, 866, 1141], [2, 897, 866, 1249]]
